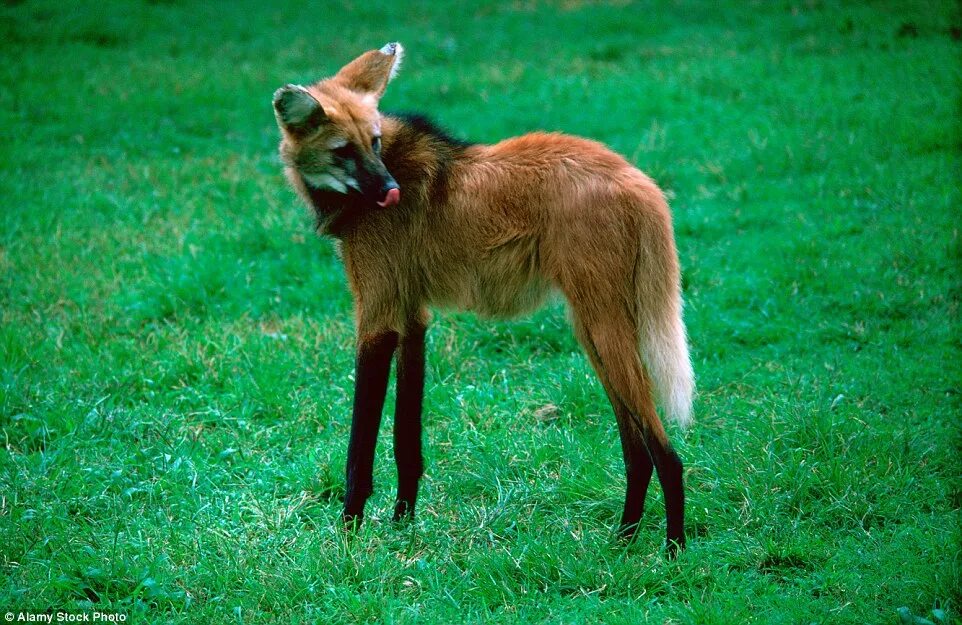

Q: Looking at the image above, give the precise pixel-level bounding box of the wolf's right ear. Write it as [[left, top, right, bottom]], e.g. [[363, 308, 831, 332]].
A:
[[273, 84, 326, 134], [335, 42, 404, 98]]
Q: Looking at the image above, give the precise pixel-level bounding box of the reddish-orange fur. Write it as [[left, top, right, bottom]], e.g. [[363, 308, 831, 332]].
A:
[[274, 43, 694, 554]]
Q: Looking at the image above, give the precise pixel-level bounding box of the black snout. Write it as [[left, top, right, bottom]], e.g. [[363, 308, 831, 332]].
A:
[[357, 156, 400, 207], [380, 178, 399, 198], [377, 178, 401, 207]]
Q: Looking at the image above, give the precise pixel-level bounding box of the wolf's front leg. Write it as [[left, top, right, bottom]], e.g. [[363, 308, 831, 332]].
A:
[[343, 330, 399, 528], [392, 314, 428, 521]]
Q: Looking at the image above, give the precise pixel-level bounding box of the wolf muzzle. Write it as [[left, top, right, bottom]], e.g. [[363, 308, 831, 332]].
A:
[[377, 180, 400, 207]]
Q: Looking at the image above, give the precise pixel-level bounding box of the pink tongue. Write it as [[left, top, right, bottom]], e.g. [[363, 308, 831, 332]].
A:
[[377, 187, 401, 207]]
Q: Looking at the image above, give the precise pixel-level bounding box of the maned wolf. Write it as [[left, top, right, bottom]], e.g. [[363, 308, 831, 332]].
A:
[[272, 43, 694, 556]]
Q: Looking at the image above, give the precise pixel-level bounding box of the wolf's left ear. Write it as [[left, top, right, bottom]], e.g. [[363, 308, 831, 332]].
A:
[[335, 42, 403, 98], [273, 84, 326, 134]]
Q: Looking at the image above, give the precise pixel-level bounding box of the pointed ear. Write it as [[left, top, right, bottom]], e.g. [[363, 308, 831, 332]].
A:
[[273, 84, 326, 134], [335, 42, 404, 98]]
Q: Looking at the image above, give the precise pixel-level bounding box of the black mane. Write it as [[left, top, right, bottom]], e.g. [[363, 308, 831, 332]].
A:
[[386, 112, 473, 150], [380, 112, 472, 209]]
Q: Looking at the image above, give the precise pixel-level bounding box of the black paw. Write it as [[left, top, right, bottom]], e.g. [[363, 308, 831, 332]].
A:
[[392, 499, 416, 524], [342, 511, 364, 532], [617, 518, 641, 542]]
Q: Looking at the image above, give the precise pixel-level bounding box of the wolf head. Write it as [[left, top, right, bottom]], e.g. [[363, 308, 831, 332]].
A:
[[273, 43, 404, 208]]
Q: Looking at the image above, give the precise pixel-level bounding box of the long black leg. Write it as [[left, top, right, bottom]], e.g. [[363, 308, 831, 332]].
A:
[[571, 318, 655, 541], [642, 432, 685, 557], [615, 409, 655, 540], [570, 311, 685, 558], [392, 315, 427, 521], [342, 330, 399, 528]]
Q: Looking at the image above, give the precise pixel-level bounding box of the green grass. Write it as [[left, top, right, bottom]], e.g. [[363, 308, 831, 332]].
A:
[[1, 0, 960, 623]]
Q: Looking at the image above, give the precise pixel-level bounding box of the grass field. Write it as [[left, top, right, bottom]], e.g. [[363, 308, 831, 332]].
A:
[[1, 1, 960, 623]]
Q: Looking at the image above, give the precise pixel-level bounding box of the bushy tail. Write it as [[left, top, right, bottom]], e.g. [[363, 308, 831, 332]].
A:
[[640, 303, 694, 429]]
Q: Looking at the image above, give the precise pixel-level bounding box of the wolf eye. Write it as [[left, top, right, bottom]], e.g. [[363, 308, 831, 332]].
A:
[[372, 136, 382, 154], [333, 144, 354, 158]]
